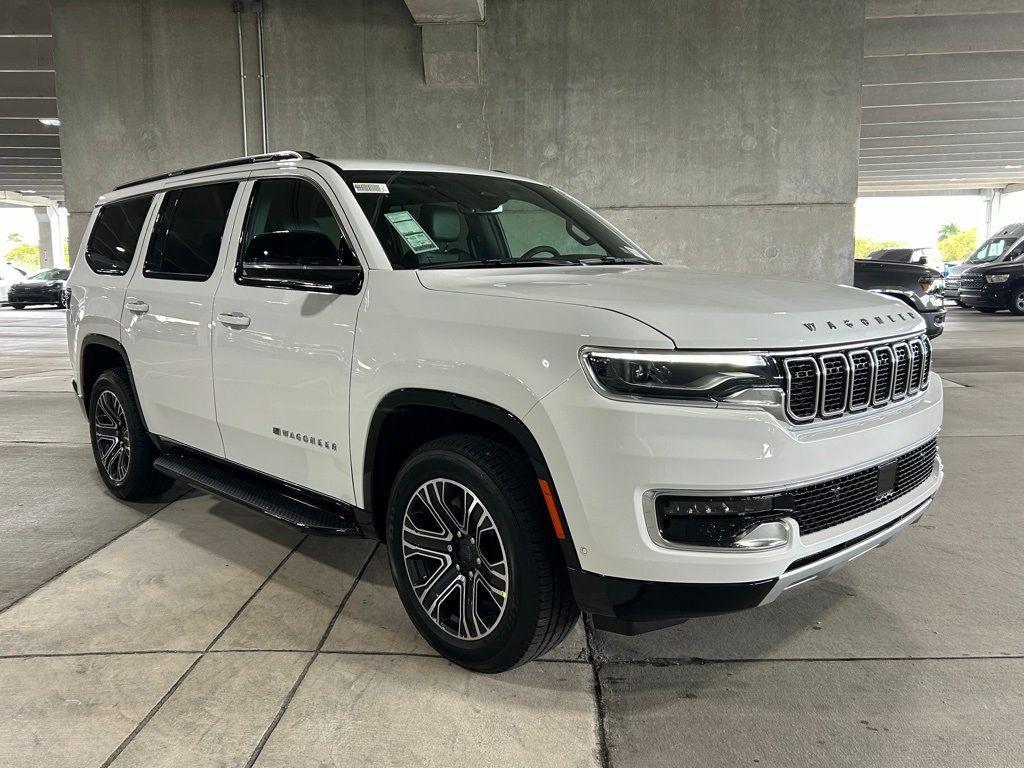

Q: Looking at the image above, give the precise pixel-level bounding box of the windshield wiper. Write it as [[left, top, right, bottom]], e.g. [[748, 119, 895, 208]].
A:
[[418, 258, 584, 269]]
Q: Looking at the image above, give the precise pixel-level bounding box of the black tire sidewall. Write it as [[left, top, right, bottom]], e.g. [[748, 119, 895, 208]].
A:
[[88, 370, 158, 500], [386, 447, 546, 671], [1009, 286, 1024, 316]]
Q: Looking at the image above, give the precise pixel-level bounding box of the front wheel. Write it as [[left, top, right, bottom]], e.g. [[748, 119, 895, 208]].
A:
[[89, 369, 174, 500], [386, 434, 578, 672], [1009, 285, 1024, 316]]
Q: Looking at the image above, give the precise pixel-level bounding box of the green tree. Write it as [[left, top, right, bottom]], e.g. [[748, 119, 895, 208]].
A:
[[855, 237, 908, 259], [936, 227, 977, 263], [4, 243, 41, 272], [937, 223, 960, 242]]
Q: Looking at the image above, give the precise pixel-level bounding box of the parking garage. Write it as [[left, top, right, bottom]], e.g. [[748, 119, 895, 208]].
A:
[[2, 2, 1024, 767]]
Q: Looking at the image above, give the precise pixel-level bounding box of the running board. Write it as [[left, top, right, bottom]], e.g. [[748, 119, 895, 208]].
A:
[[154, 452, 361, 535]]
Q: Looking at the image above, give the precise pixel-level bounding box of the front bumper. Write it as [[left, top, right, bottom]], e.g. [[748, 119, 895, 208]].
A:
[[921, 307, 946, 338], [959, 285, 1006, 310], [4, 286, 63, 305], [572, 495, 933, 634], [527, 367, 943, 622]]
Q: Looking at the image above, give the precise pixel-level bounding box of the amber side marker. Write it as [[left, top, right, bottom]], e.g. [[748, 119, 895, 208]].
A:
[[538, 478, 565, 540]]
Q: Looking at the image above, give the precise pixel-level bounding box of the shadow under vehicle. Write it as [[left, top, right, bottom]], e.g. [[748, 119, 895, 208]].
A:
[[854, 258, 946, 338]]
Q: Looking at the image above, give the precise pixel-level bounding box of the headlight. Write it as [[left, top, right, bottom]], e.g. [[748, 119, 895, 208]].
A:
[[581, 349, 782, 403], [919, 276, 944, 294], [985, 274, 1010, 284]]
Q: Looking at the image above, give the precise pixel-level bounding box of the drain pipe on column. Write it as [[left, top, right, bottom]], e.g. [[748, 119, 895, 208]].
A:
[[254, 0, 269, 152], [233, 1, 249, 156]]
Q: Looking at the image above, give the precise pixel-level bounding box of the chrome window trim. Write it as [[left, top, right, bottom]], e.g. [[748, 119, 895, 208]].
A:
[[782, 356, 820, 423]]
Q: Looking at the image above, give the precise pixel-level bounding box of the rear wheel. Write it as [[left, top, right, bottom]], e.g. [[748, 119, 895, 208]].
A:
[[89, 369, 174, 500], [1009, 285, 1024, 316], [386, 434, 578, 672]]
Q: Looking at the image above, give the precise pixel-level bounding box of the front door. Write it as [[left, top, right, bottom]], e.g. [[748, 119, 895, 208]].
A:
[[211, 169, 364, 503], [121, 179, 243, 456]]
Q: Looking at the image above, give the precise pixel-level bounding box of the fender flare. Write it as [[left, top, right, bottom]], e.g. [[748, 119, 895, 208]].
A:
[[361, 388, 579, 566], [80, 334, 149, 431]]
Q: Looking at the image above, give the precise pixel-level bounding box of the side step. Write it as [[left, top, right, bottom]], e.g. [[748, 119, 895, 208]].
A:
[[154, 452, 361, 535]]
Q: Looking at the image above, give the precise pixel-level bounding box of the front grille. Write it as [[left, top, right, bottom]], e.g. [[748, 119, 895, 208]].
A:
[[779, 438, 938, 536], [779, 334, 931, 423], [958, 274, 984, 291]]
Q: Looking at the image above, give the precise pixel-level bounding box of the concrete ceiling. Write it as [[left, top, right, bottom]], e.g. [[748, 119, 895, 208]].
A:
[[861, 0, 1024, 195], [0, 0, 62, 202]]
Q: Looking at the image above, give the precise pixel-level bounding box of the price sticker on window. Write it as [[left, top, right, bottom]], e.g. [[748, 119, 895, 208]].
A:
[[384, 211, 439, 254]]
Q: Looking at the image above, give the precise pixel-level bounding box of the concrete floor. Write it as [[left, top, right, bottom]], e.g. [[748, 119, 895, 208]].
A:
[[0, 305, 1021, 767]]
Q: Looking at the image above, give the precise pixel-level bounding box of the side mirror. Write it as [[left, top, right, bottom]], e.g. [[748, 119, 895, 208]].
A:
[[239, 230, 362, 294]]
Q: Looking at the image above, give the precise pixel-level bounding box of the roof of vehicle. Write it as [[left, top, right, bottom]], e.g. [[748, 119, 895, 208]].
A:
[[991, 222, 1024, 239], [106, 150, 534, 202]]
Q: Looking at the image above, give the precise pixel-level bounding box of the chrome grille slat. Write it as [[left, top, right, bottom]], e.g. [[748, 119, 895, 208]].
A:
[[819, 353, 850, 417], [780, 334, 931, 424]]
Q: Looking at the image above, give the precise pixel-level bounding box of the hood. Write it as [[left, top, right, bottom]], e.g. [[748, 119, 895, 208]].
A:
[[965, 260, 1023, 275], [417, 265, 923, 349]]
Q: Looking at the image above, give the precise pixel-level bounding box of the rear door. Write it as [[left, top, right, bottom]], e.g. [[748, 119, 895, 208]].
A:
[[211, 168, 364, 502], [121, 178, 243, 455]]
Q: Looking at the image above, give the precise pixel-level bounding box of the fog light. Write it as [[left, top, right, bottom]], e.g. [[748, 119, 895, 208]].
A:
[[654, 494, 787, 549]]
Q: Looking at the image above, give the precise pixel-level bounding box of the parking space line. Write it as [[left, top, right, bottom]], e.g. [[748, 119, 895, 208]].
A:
[[243, 542, 379, 768], [0, 486, 193, 617]]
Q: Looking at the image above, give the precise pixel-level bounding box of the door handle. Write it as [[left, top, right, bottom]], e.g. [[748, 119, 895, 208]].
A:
[[125, 299, 149, 314], [217, 311, 251, 328]]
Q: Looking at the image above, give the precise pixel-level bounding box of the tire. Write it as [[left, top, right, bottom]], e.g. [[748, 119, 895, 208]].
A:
[[976, 307, 999, 314], [1009, 285, 1024, 316], [386, 434, 578, 672], [89, 368, 174, 501], [9, 303, 25, 310]]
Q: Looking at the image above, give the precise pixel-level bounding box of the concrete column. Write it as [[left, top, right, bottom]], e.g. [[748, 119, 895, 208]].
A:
[[33, 208, 54, 268], [982, 188, 1002, 238]]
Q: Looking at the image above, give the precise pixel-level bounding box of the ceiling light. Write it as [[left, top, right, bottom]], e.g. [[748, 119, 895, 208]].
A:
[[38, 118, 60, 127], [949, 177, 965, 181], [1005, 164, 1023, 170], [19, 189, 37, 194]]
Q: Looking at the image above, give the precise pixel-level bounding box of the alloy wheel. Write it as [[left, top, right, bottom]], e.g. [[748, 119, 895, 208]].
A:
[[1016, 292, 1024, 313], [94, 390, 131, 484], [401, 478, 509, 641]]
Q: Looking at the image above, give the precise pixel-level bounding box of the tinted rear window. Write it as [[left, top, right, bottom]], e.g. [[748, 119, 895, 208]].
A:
[[144, 182, 238, 281], [85, 196, 154, 275]]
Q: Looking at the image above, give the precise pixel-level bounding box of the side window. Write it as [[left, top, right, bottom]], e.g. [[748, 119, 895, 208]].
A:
[[144, 182, 238, 281], [238, 177, 358, 272], [84, 195, 153, 276]]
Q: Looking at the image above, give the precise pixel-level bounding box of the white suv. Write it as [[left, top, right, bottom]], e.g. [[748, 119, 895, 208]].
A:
[[67, 151, 943, 671]]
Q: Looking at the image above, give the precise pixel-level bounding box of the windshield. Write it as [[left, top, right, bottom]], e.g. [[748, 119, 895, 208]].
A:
[[27, 268, 70, 281], [968, 237, 1017, 264], [341, 170, 656, 269]]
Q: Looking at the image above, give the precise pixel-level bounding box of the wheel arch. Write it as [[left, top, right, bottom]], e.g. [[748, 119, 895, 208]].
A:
[[80, 334, 148, 429], [361, 389, 578, 565]]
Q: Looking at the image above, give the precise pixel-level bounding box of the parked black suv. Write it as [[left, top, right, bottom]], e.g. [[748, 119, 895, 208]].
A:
[[854, 258, 945, 338], [958, 236, 1024, 314]]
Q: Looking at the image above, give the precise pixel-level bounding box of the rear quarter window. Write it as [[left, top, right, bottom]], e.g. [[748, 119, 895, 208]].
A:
[[144, 182, 238, 281], [84, 195, 154, 276]]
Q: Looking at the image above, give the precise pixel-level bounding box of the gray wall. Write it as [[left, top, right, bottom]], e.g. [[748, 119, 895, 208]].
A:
[[53, 0, 864, 283]]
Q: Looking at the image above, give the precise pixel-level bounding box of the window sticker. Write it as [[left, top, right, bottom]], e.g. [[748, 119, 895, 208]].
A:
[[384, 211, 438, 254], [353, 182, 389, 194]]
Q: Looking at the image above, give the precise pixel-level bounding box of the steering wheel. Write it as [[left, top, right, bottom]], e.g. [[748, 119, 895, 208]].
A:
[[521, 245, 562, 260]]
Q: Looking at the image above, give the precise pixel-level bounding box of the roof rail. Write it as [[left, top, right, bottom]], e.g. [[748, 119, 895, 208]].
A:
[[112, 150, 319, 191]]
